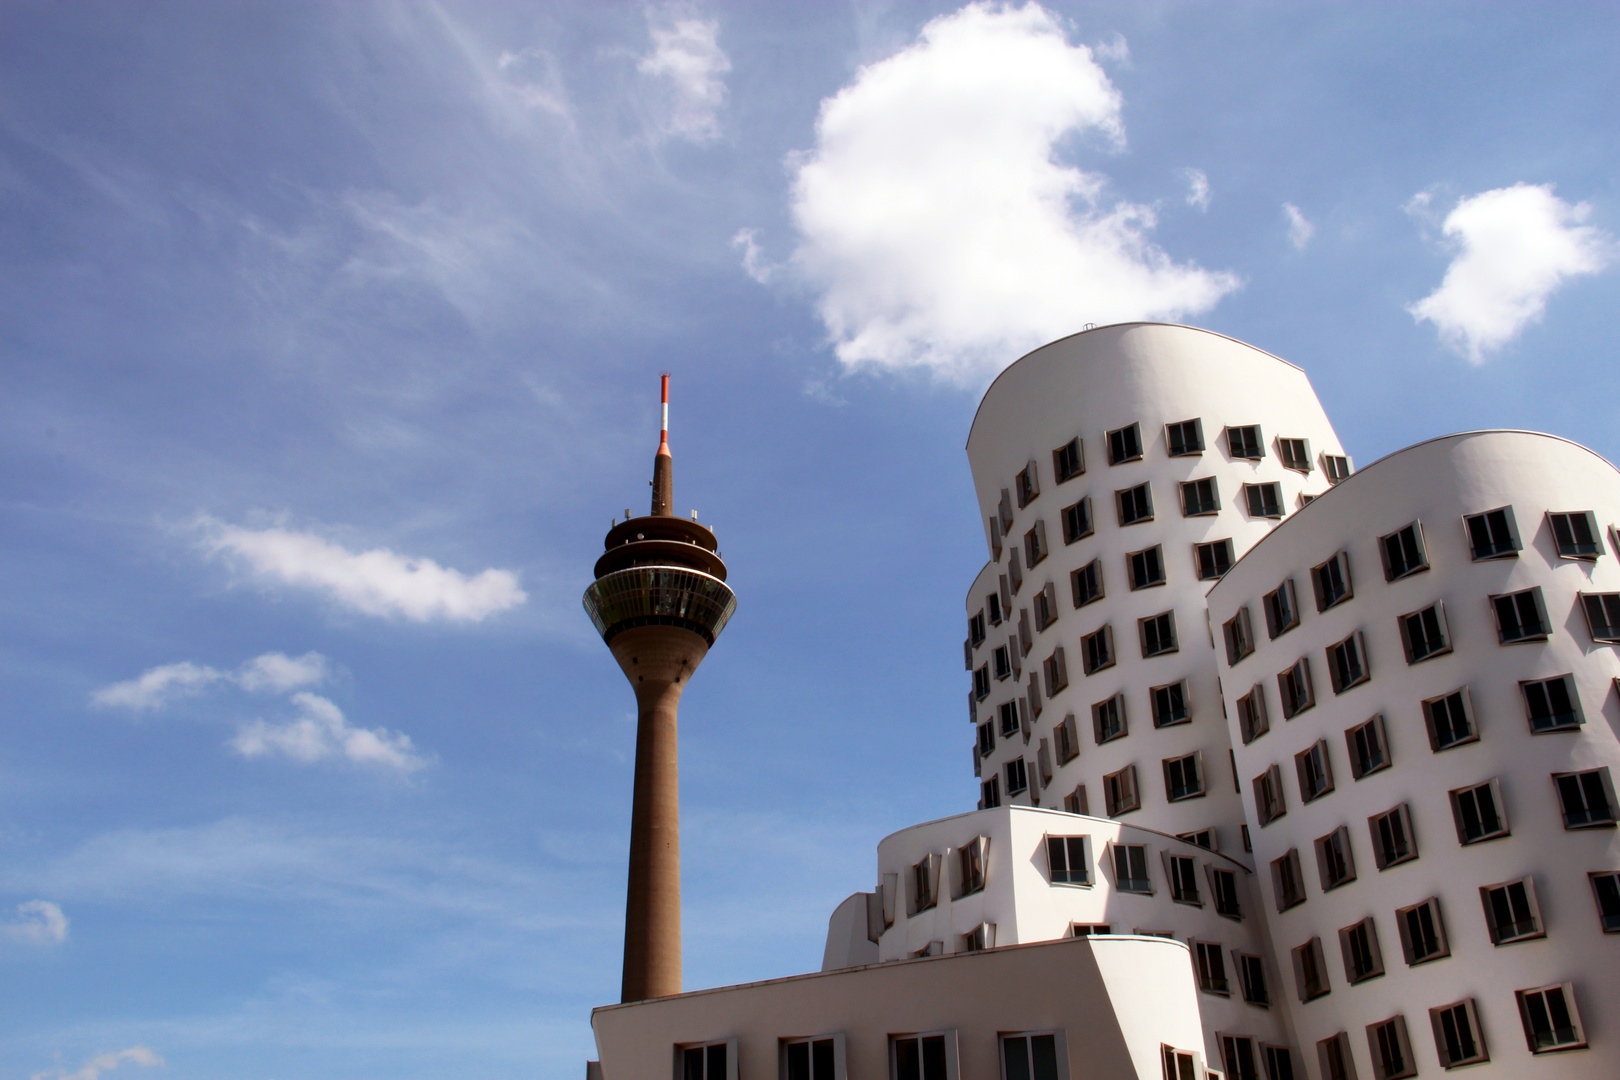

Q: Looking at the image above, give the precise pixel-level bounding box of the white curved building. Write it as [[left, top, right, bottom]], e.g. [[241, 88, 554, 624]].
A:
[[1207, 430, 1620, 1079], [965, 324, 1351, 847]]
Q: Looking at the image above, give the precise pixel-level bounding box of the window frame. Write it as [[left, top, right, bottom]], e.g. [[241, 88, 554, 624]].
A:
[[1548, 510, 1602, 560], [1128, 544, 1167, 590], [1110, 840, 1151, 892], [1244, 482, 1284, 519], [1395, 897, 1449, 966], [1422, 688, 1478, 750], [1491, 586, 1550, 644], [679, 1038, 741, 1080], [1345, 714, 1390, 779], [1365, 1016, 1416, 1080], [1589, 870, 1620, 933], [1368, 803, 1418, 870], [1163, 752, 1205, 802], [1060, 497, 1093, 545], [1521, 674, 1583, 733], [1397, 602, 1451, 663], [1219, 1034, 1261, 1080], [1480, 875, 1544, 945], [1150, 680, 1191, 728], [1326, 631, 1370, 695], [1140, 610, 1179, 658], [1315, 1033, 1355, 1080], [1263, 579, 1300, 640], [1553, 767, 1617, 828], [1237, 684, 1270, 745], [998, 1032, 1067, 1080], [1338, 916, 1384, 985], [1515, 982, 1587, 1054], [1270, 848, 1304, 913], [1052, 437, 1085, 484], [1045, 834, 1090, 886], [1054, 713, 1079, 763], [1579, 591, 1620, 643], [1106, 422, 1143, 466], [1278, 656, 1315, 719], [1116, 482, 1154, 526], [1071, 558, 1104, 608], [1378, 521, 1430, 582], [888, 1031, 960, 1080], [1278, 437, 1312, 473], [1314, 825, 1356, 892], [1041, 647, 1069, 697], [1463, 505, 1519, 560], [1226, 425, 1264, 460], [1023, 520, 1049, 567], [1005, 757, 1029, 796], [1193, 940, 1229, 994], [780, 1034, 847, 1080], [1180, 477, 1221, 517], [1224, 606, 1255, 665], [1291, 936, 1330, 1002], [1449, 778, 1510, 844], [1295, 740, 1335, 803], [1237, 953, 1268, 1006], [1195, 539, 1235, 581], [1311, 551, 1353, 612], [1081, 625, 1115, 675], [1169, 854, 1204, 906], [1014, 461, 1040, 509], [1322, 454, 1352, 485], [1166, 418, 1204, 457], [1429, 999, 1488, 1069], [1103, 765, 1140, 818], [1255, 764, 1286, 827], [1210, 867, 1242, 920]]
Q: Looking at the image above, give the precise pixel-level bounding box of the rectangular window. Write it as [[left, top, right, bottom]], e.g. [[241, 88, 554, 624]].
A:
[[1245, 482, 1283, 518], [1296, 740, 1335, 803], [1034, 582, 1058, 631], [998, 489, 1015, 532], [1396, 897, 1449, 965], [1238, 954, 1268, 1005], [1591, 871, 1620, 932], [1379, 522, 1429, 581], [1227, 425, 1264, 460], [999, 1034, 1061, 1080], [1015, 461, 1040, 509], [1278, 437, 1311, 472], [1346, 715, 1390, 778], [1255, 764, 1286, 826], [1196, 539, 1235, 580], [1316, 1034, 1354, 1080], [979, 777, 1001, 809], [1366, 1016, 1415, 1080], [1465, 505, 1520, 559], [1092, 694, 1127, 745], [1054, 714, 1079, 763], [987, 591, 1003, 625], [1369, 804, 1417, 869], [1516, 983, 1586, 1053], [1312, 551, 1353, 611], [1117, 482, 1154, 525], [1549, 510, 1601, 559], [1170, 856, 1203, 905], [1314, 826, 1356, 891], [1194, 941, 1228, 993], [1291, 937, 1329, 1001], [1107, 422, 1143, 465], [908, 854, 942, 916], [1042, 647, 1069, 696], [1278, 656, 1315, 718], [1104, 765, 1140, 817], [1430, 1000, 1488, 1068], [1071, 559, 1104, 608], [1264, 1045, 1296, 1080], [955, 836, 988, 897], [1181, 478, 1220, 516], [1224, 606, 1255, 664], [1166, 419, 1204, 457], [1151, 680, 1190, 727], [1493, 587, 1549, 643], [1053, 437, 1085, 483], [973, 665, 990, 701], [999, 700, 1020, 737], [1211, 868, 1241, 919], [993, 645, 1012, 680], [1450, 779, 1509, 843], [890, 1033, 956, 1080], [1482, 876, 1544, 944], [961, 923, 994, 952], [1423, 689, 1477, 749], [782, 1036, 842, 1080], [1164, 753, 1204, 802], [968, 613, 986, 647], [1522, 674, 1582, 732], [1263, 579, 1300, 640], [1161, 1045, 1196, 1080], [1005, 757, 1028, 795], [1322, 455, 1352, 485], [1008, 548, 1024, 594], [1112, 842, 1150, 891], [1580, 592, 1620, 642], [1082, 625, 1114, 675], [1221, 1036, 1260, 1080], [1024, 520, 1049, 567], [1046, 835, 1089, 885], [1129, 545, 1167, 590], [1338, 917, 1383, 985], [1327, 632, 1370, 694], [1140, 611, 1178, 657], [1071, 922, 1110, 937], [1063, 785, 1088, 816], [681, 1041, 735, 1080], [1398, 603, 1451, 663], [1061, 497, 1093, 544], [1555, 767, 1617, 828], [1237, 685, 1270, 744], [1271, 848, 1304, 911], [1180, 828, 1216, 850], [977, 722, 994, 758], [989, 516, 1004, 562]]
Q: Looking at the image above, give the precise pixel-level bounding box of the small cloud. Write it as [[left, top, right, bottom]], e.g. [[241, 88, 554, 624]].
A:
[[1182, 168, 1211, 211], [494, 47, 571, 118], [31, 1046, 163, 1080], [197, 516, 526, 623], [230, 692, 428, 772], [1283, 203, 1315, 250], [731, 228, 774, 284], [1408, 182, 1612, 363], [1093, 32, 1130, 65], [94, 652, 329, 711], [5, 900, 69, 945], [638, 7, 730, 143]]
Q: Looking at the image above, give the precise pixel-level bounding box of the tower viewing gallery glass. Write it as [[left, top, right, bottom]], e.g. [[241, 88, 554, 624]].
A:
[[583, 375, 735, 1003]]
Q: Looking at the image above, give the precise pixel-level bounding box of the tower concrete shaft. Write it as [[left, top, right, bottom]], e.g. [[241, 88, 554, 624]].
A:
[[582, 374, 735, 1003]]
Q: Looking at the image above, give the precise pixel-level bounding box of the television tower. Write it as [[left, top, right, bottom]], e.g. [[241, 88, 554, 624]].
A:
[[582, 374, 736, 1002]]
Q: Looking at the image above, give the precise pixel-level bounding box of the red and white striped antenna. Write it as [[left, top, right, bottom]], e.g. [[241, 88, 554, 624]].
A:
[[657, 371, 671, 457]]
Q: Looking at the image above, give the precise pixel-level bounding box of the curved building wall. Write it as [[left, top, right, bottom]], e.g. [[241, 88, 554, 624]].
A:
[[965, 324, 1350, 847], [1208, 431, 1620, 1077]]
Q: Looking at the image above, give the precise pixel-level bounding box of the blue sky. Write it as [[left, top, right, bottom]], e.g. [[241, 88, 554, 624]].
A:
[[2, 2, 1617, 1077]]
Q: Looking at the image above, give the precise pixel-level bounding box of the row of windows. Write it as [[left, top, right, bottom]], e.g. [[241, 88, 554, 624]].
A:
[[1311, 982, 1587, 1080], [679, 1029, 1070, 1080]]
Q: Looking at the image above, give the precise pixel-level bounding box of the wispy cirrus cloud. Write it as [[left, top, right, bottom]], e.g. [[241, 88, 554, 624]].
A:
[[1283, 203, 1315, 250], [5, 899, 69, 945], [638, 6, 730, 143], [773, 1, 1237, 384], [197, 516, 526, 623], [1181, 168, 1211, 211], [1408, 182, 1612, 362], [231, 692, 427, 772], [30, 1047, 162, 1080], [92, 651, 329, 712]]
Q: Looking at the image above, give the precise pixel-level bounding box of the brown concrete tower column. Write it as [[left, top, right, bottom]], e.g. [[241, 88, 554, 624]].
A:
[[581, 375, 735, 1003]]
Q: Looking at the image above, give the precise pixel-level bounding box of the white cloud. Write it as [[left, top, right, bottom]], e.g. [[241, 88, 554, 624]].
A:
[[731, 228, 774, 284], [1182, 168, 1210, 211], [5, 899, 69, 945], [230, 692, 427, 772], [782, 2, 1237, 384], [637, 7, 730, 143], [198, 516, 526, 623], [93, 651, 329, 711], [31, 1047, 162, 1080], [1283, 203, 1315, 250], [1408, 182, 1613, 363]]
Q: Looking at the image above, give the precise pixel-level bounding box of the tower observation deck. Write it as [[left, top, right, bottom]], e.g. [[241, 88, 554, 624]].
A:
[[583, 374, 735, 1003]]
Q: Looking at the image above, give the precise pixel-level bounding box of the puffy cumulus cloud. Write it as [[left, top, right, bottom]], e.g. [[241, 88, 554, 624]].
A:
[[782, 2, 1237, 384], [638, 7, 730, 143], [230, 692, 427, 773], [198, 516, 526, 623], [30, 1047, 163, 1080], [1283, 203, 1314, 250], [1408, 183, 1613, 363], [1182, 168, 1211, 211], [93, 652, 329, 711], [5, 899, 69, 945]]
